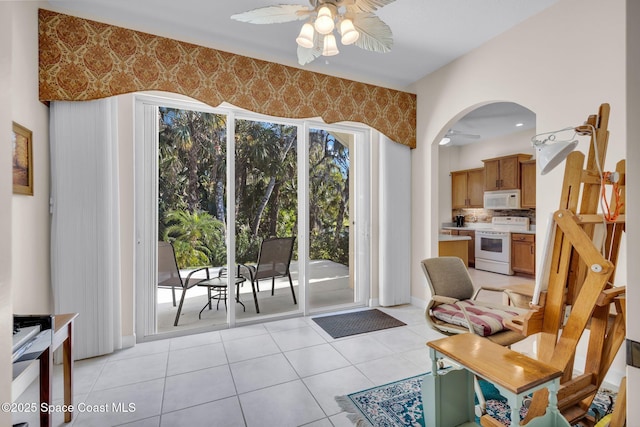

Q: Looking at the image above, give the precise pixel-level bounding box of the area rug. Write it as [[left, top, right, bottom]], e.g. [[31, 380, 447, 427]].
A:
[[336, 373, 617, 427], [312, 309, 406, 339]]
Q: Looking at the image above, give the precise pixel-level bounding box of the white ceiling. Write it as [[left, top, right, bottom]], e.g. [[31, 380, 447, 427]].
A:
[[47, 1, 551, 142], [445, 102, 536, 146], [48, 0, 559, 92]]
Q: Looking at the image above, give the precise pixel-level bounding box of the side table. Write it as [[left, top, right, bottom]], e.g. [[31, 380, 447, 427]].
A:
[[197, 276, 247, 318], [422, 333, 571, 427]]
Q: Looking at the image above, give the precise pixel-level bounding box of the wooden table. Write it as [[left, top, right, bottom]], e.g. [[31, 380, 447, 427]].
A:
[[40, 313, 78, 426], [422, 333, 570, 427]]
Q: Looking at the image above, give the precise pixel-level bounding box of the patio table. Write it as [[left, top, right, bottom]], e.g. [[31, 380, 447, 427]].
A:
[[197, 276, 247, 318]]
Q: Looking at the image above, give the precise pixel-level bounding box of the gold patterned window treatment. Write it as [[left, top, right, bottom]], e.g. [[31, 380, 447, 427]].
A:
[[38, 9, 416, 148]]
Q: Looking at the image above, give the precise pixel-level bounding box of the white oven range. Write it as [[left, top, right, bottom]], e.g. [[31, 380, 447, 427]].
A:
[[475, 216, 530, 275]]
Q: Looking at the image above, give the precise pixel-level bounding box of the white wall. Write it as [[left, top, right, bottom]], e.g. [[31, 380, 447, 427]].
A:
[[11, 1, 52, 314], [412, 0, 626, 300], [412, 0, 628, 387], [2, 2, 51, 421], [1, 3, 14, 424], [450, 128, 535, 172], [626, 0, 640, 418]]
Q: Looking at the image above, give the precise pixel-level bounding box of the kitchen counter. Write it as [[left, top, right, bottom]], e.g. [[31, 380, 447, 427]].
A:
[[438, 235, 470, 265], [441, 226, 536, 235], [438, 234, 471, 242]]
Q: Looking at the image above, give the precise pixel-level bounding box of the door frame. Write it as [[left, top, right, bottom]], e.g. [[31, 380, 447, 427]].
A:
[[134, 94, 370, 340]]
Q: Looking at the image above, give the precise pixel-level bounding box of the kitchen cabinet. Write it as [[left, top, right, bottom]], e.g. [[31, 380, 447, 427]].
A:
[[438, 235, 470, 266], [511, 233, 535, 275], [483, 154, 532, 191], [520, 159, 536, 208], [451, 168, 484, 208], [450, 229, 475, 267]]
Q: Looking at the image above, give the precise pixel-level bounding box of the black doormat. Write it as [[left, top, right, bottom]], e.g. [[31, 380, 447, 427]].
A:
[[312, 309, 406, 339]]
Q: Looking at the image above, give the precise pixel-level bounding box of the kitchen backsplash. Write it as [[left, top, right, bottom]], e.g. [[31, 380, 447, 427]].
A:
[[451, 208, 536, 225]]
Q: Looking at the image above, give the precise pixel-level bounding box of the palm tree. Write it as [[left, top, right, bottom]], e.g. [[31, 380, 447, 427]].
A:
[[163, 209, 226, 267]]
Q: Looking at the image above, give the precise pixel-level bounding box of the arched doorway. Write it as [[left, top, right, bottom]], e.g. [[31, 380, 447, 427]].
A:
[[435, 101, 537, 278]]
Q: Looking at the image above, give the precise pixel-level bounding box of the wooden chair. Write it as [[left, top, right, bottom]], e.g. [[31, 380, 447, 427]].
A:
[[421, 256, 530, 414], [421, 257, 528, 346]]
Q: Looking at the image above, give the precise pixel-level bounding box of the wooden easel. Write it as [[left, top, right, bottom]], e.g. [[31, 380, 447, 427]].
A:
[[506, 103, 626, 426]]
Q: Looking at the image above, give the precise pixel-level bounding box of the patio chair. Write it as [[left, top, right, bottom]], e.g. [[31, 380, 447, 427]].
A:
[[240, 236, 297, 314], [421, 256, 529, 414], [157, 241, 210, 326]]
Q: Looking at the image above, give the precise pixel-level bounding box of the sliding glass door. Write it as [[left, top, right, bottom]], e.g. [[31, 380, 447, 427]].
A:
[[156, 105, 229, 332], [234, 118, 300, 319], [308, 127, 355, 309], [135, 95, 369, 339]]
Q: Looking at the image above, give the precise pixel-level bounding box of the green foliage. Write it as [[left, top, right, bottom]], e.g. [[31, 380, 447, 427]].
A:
[[158, 108, 351, 269], [162, 209, 226, 267]]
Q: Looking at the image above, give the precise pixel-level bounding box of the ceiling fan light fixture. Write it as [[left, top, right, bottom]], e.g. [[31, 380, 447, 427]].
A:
[[322, 33, 339, 56], [296, 22, 315, 48], [314, 6, 335, 35], [340, 18, 359, 45]]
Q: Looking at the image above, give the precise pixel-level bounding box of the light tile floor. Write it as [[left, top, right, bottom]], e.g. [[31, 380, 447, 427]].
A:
[[12, 269, 537, 427], [13, 305, 445, 427]]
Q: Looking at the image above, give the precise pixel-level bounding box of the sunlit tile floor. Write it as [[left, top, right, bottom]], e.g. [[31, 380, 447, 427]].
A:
[[12, 269, 536, 427]]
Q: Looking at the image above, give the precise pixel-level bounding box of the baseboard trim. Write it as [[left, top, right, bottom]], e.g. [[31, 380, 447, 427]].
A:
[[411, 296, 427, 310], [121, 334, 136, 349]]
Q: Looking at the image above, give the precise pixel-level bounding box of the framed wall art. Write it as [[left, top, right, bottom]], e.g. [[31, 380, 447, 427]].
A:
[[12, 121, 33, 195]]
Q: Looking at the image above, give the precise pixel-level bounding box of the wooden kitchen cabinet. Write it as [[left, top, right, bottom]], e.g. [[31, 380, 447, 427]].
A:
[[483, 154, 532, 191], [511, 233, 535, 275], [450, 229, 476, 267], [451, 168, 484, 208], [520, 159, 537, 208]]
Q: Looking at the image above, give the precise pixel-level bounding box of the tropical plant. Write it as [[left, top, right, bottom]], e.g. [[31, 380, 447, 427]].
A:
[[162, 209, 225, 267], [157, 108, 350, 268]]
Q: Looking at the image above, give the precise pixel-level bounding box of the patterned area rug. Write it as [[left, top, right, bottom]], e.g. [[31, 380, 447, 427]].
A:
[[312, 309, 406, 339], [336, 373, 617, 427]]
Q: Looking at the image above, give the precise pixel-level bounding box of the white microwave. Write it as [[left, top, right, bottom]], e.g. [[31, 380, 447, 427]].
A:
[[483, 190, 521, 209]]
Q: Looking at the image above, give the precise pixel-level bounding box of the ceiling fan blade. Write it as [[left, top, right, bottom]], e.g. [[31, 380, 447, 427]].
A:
[[352, 13, 393, 53], [347, 0, 396, 13], [448, 130, 481, 139], [297, 33, 323, 65], [231, 5, 311, 24]]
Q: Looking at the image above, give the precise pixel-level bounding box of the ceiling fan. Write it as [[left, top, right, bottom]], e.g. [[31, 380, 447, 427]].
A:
[[439, 129, 481, 145], [231, 0, 395, 66]]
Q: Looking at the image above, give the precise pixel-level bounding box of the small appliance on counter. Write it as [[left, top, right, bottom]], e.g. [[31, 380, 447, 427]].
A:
[[454, 215, 465, 227]]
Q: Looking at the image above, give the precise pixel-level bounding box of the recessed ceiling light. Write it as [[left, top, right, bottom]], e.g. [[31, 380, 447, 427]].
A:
[[439, 137, 451, 146], [515, 123, 524, 127]]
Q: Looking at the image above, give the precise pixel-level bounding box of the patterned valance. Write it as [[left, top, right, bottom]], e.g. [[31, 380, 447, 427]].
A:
[[38, 9, 416, 148]]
